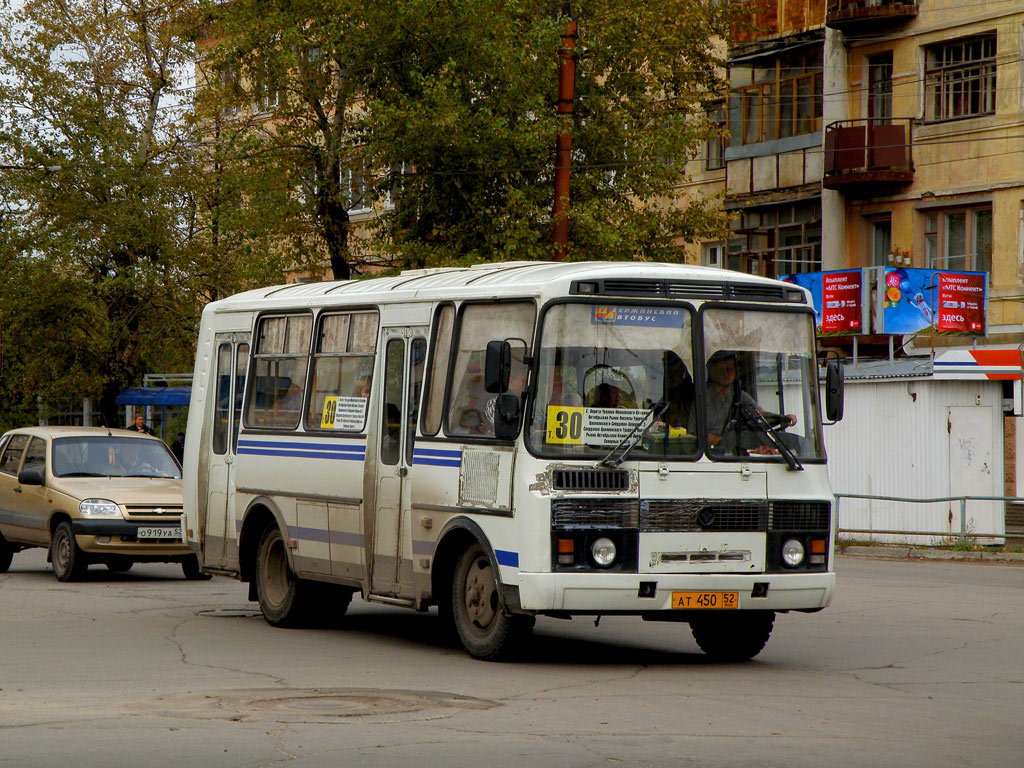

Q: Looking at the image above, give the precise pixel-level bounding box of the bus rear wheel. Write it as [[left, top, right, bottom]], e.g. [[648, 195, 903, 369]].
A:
[[256, 525, 314, 627], [451, 542, 533, 661], [689, 611, 775, 662]]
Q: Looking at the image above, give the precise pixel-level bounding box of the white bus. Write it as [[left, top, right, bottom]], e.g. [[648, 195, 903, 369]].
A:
[[183, 261, 844, 661]]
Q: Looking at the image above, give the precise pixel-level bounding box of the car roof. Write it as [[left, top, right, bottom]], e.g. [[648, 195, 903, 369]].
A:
[[1, 426, 163, 441]]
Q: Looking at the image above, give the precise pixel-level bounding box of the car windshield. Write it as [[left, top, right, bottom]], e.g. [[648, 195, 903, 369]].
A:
[[52, 437, 181, 479], [525, 302, 825, 462]]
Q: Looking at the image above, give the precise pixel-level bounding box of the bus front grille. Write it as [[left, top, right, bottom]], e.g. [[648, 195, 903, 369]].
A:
[[552, 469, 630, 491], [551, 499, 639, 529], [769, 501, 831, 531], [640, 500, 767, 532]]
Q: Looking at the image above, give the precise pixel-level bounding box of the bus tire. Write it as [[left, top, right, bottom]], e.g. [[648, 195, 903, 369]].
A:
[[689, 611, 775, 662], [255, 524, 313, 627], [451, 542, 532, 661]]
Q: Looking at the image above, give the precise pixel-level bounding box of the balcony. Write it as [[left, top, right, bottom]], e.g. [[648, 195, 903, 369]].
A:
[[826, 0, 918, 31], [823, 118, 914, 196]]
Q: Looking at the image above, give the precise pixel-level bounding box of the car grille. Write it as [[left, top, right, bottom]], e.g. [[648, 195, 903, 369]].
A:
[[123, 504, 183, 517]]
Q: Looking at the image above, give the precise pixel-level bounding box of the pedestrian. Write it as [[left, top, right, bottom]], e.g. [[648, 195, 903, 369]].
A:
[[170, 432, 185, 464], [128, 412, 154, 435]]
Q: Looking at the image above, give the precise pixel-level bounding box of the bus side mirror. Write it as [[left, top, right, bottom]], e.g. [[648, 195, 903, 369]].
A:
[[825, 359, 844, 423], [485, 340, 511, 394], [494, 393, 521, 440]]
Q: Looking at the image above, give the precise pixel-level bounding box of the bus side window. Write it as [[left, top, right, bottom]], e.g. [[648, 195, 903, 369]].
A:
[[380, 339, 404, 465], [305, 310, 379, 432], [421, 304, 454, 436], [212, 344, 232, 455], [246, 314, 312, 430], [446, 301, 535, 439], [406, 338, 426, 465]]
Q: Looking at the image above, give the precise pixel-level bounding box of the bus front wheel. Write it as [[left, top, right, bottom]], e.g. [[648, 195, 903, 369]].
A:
[[256, 525, 313, 627], [689, 611, 775, 662], [451, 542, 532, 661]]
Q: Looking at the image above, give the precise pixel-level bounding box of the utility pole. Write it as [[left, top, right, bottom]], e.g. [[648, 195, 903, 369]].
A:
[[552, 6, 577, 262]]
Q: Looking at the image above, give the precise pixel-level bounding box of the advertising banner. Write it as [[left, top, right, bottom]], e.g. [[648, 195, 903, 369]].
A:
[[780, 269, 865, 336], [881, 268, 987, 336]]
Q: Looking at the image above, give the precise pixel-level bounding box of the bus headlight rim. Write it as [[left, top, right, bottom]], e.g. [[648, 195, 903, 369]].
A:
[[781, 538, 805, 567], [590, 537, 617, 568]]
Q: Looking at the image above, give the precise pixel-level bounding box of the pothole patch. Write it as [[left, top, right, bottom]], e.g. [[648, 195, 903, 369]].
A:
[[134, 688, 498, 723]]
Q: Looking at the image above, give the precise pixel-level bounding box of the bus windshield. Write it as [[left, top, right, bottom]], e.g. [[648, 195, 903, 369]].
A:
[[525, 302, 824, 462]]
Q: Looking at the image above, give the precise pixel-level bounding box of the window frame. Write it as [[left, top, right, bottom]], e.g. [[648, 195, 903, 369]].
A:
[[420, 303, 456, 437], [924, 34, 997, 124], [0, 434, 30, 476], [243, 312, 314, 432], [729, 49, 823, 147], [924, 205, 992, 272]]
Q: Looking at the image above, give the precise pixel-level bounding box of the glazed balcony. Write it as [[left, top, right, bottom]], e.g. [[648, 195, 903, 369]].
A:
[[826, 0, 918, 31], [823, 118, 914, 196]]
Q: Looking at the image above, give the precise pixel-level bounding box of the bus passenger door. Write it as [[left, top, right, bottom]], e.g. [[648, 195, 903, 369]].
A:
[[371, 328, 427, 595], [204, 333, 249, 570]]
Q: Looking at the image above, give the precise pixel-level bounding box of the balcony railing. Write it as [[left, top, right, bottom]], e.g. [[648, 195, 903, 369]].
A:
[[826, 0, 918, 30], [823, 118, 914, 194]]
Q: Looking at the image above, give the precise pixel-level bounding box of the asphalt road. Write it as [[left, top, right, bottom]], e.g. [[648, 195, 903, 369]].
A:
[[1, 548, 1022, 768]]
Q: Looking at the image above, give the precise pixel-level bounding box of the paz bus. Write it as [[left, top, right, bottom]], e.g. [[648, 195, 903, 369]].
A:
[[182, 261, 844, 661]]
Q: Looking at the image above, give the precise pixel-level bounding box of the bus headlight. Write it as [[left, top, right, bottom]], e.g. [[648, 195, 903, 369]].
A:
[[591, 537, 617, 567], [781, 538, 805, 567]]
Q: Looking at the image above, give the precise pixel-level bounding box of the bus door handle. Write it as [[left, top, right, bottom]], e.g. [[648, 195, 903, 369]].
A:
[[398, 466, 408, 477]]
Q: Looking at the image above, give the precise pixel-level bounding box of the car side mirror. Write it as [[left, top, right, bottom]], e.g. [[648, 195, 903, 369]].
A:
[[825, 359, 844, 423], [494, 393, 521, 440], [485, 340, 511, 394], [18, 468, 44, 486]]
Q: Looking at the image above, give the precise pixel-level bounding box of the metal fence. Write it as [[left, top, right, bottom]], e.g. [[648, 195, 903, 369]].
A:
[[834, 492, 1022, 541]]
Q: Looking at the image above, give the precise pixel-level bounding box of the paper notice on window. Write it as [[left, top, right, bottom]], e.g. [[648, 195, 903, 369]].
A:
[[321, 396, 368, 430], [546, 405, 650, 446]]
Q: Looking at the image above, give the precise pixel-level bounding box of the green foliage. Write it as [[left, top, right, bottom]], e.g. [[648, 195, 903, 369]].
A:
[[0, 0, 287, 427], [198, 0, 735, 272]]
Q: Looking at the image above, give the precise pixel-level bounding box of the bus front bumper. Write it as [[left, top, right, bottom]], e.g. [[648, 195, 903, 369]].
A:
[[516, 571, 834, 614]]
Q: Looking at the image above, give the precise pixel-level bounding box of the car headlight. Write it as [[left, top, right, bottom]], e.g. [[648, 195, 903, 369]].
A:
[[782, 538, 805, 567], [590, 537, 617, 567], [79, 499, 124, 518]]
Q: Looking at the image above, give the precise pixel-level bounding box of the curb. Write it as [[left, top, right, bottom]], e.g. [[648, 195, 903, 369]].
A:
[[840, 545, 1024, 564]]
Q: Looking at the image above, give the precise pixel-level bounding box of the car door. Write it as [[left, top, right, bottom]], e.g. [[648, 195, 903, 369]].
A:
[[11, 437, 50, 546], [0, 435, 39, 545]]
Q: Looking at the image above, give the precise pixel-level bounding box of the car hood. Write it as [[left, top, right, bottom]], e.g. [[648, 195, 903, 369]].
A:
[[49, 476, 182, 505]]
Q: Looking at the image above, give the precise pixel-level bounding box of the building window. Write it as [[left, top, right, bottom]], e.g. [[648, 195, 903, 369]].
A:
[[727, 200, 822, 278], [925, 35, 996, 123], [870, 216, 892, 267], [344, 157, 372, 213], [867, 52, 893, 123], [924, 206, 992, 272], [729, 47, 823, 147], [705, 103, 726, 170], [704, 242, 725, 268]]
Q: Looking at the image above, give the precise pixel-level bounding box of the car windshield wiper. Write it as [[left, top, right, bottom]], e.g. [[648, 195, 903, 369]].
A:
[[57, 472, 107, 477], [598, 401, 669, 469], [735, 402, 803, 471]]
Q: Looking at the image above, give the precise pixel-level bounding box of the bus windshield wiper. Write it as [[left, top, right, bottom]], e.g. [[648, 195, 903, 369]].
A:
[[598, 401, 669, 469], [736, 402, 803, 471]]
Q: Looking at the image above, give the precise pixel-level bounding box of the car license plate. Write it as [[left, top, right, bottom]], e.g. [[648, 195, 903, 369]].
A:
[[137, 526, 182, 540], [671, 591, 739, 609]]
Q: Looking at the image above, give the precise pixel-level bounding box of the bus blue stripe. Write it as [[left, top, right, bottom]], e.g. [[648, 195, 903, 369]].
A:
[[413, 457, 462, 467], [413, 448, 463, 458], [495, 549, 518, 567], [239, 439, 364, 454], [238, 448, 365, 461]]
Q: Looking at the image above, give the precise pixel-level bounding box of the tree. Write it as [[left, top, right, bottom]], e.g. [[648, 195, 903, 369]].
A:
[[0, 0, 283, 429], [198, 0, 735, 275]]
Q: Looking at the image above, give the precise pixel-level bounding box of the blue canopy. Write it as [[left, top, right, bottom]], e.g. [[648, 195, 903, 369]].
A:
[[115, 387, 192, 407]]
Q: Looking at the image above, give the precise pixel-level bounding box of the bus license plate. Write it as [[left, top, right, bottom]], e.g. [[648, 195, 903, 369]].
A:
[[671, 591, 738, 609], [137, 526, 181, 540]]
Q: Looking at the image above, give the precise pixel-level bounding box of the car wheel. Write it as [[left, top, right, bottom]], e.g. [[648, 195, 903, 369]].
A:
[[105, 557, 133, 573], [255, 525, 314, 627], [51, 521, 88, 582], [181, 554, 212, 580], [451, 541, 533, 661], [689, 611, 775, 662], [0, 536, 13, 573]]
